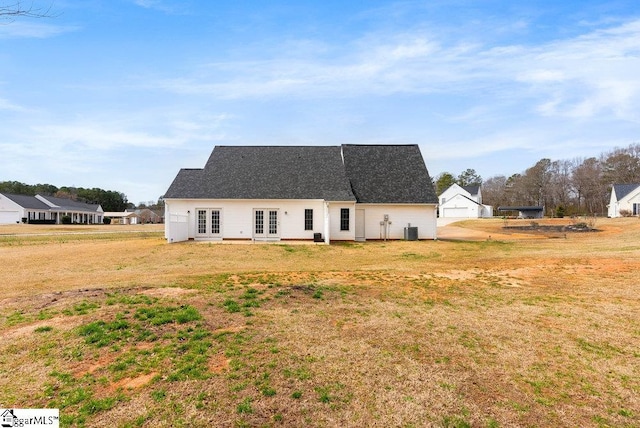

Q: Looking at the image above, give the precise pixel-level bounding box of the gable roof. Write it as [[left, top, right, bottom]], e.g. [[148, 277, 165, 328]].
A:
[[164, 144, 438, 204], [165, 146, 356, 201], [163, 169, 204, 199], [0, 193, 102, 212], [462, 185, 480, 196], [341, 144, 438, 204], [612, 184, 640, 200], [37, 195, 102, 212], [443, 193, 481, 206], [1, 193, 51, 210]]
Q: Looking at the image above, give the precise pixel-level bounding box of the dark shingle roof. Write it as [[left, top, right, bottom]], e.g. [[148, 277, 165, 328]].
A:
[[164, 144, 438, 204], [39, 195, 102, 212], [462, 185, 480, 196], [3, 193, 100, 212], [0, 193, 101, 212], [454, 194, 481, 206], [1, 193, 50, 209], [164, 146, 356, 201], [163, 169, 204, 199], [497, 206, 544, 211], [613, 184, 640, 200], [341, 144, 438, 204]]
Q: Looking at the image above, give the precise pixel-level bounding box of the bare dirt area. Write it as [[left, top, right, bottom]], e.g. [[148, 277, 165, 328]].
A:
[[0, 219, 639, 427]]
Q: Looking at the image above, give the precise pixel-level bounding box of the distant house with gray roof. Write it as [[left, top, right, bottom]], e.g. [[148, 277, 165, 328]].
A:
[[0, 193, 104, 224], [608, 184, 640, 217], [163, 144, 438, 243]]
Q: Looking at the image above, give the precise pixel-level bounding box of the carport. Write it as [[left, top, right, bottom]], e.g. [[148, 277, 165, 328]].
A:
[[497, 206, 544, 219]]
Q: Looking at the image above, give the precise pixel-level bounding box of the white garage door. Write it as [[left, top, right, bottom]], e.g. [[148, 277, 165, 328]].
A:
[[0, 211, 20, 224], [442, 207, 468, 218]]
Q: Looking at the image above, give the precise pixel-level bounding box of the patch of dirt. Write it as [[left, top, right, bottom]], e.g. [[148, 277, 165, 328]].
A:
[[1, 316, 77, 340], [503, 225, 598, 233], [437, 224, 542, 241], [0, 288, 110, 312], [110, 372, 157, 391], [432, 269, 481, 281], [139, 287, 197, 298], [212, 325, 245, 335], [75, 354, 116, 377], [209, 354, 230, 373]]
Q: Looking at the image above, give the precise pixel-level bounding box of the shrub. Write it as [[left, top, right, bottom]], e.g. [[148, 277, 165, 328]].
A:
[[619, 209, 632, 217], [61, 215, 72, 224], [103, 217, 111, 224]]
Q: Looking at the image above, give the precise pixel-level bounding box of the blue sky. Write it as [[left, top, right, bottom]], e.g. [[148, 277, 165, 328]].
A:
[[1, 0, 639, 204]]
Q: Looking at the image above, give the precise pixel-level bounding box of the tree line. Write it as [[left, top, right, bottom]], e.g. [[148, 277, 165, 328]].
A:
[[0, 181, 132, 212], [435, 143, 640, 217]]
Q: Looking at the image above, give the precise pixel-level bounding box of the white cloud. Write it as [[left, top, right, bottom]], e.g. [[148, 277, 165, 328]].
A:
[[0, 22, 79, 39], [0, 97, 28, 112], [26, 110, 232, 152], [131, 0, 189, 15], [151, 17, 640, 127], [513, 20, 640, 120]]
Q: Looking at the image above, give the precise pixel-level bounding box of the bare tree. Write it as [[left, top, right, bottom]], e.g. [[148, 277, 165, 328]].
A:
[[481, 175, 508, 208], [504, 173, 526, 206], [549, 159, 574, 214], [1, 1, 54, 20], [572, 157, 606, 215], [461, 143, 640, 217], [520, 158, 552, 209], [601, 144, 640, 185]]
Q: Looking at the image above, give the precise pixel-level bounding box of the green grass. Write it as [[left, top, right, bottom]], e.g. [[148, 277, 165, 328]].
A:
[[134, 305, 202, 325], [77, 319, 132, 347]]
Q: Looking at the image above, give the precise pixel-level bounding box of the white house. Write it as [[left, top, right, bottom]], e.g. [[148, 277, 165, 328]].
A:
[[438, 184, 493, 218], [608, 184, 640, 217], [163, 145, 439, 243], [0, 193, 104, 224], [104, 211, 140, 224]]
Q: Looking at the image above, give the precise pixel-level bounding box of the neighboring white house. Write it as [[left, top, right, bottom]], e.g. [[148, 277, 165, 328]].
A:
[[608, 184, 640, 217], [163, 145, 439, 243], [438, 184, 493, 218], [104, 211, 140, 224], [0, 193, 104, 224], [104, 209, 163, 224]]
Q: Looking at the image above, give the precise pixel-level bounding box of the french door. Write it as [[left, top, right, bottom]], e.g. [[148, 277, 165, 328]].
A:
[[254, 209, 279, 239], [195, 208, 222, 238]]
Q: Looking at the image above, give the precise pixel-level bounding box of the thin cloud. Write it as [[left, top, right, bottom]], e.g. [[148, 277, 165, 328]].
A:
[[515, 20, 640, 121], [132, 0, 191, 15], [153, 18, 640, 125], [0, 21, 79, 39], [29, 112, 231, 151], [0, 97, 29, 112]]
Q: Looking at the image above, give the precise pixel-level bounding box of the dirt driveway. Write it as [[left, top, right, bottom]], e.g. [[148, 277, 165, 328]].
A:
[[436, 218, 540, 241]]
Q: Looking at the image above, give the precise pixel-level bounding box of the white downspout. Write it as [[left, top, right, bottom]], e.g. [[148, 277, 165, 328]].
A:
[[323, 201, 330, 245]]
